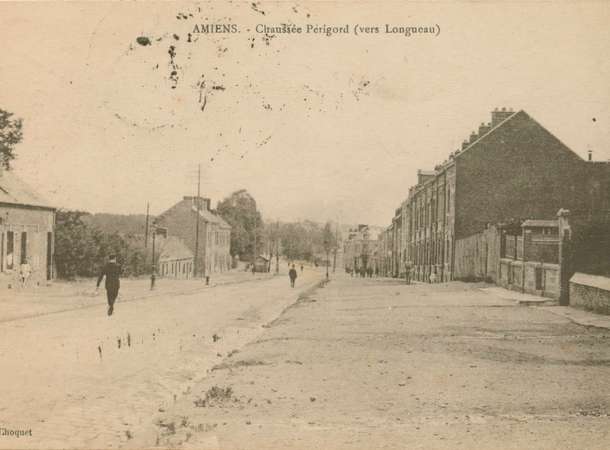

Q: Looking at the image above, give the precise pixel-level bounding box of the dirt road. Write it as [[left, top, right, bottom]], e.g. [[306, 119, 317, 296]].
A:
[[148, 275, 610, 450], [0, 269, 322, 449]]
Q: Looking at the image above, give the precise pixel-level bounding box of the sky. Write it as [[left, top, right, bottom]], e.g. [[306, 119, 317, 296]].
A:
[[1, 1, 609, 227]]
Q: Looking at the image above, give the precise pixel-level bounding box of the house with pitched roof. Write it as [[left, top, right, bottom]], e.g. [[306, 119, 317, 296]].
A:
[[0, 170, 55, 286], [156, 196, 231, 277], [157, 236, 194, 279]]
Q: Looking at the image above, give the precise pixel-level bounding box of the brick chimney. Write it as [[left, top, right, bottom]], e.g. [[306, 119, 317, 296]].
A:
[[461, 140, 469, 150], [491, 107, 514, 127], [469, 131, 478, 143], [588, 149, 593, 161], [478, 122, 491, 136]]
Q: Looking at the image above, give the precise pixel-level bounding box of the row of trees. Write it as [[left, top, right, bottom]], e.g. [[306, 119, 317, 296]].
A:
[[55, 210, 149, 279], [215, 190, 341, 266]]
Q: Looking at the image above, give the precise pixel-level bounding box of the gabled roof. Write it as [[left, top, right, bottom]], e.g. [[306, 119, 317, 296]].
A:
[[191, 205, 232, 229], [0, 170, 54, 210], [158, 236, 193, 261]]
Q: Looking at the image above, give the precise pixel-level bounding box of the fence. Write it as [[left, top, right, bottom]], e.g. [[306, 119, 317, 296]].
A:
[[454, 225, 501, 282]]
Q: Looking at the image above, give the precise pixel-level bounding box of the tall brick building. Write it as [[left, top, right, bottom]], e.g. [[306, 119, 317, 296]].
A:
[[380, 108, 609, 282], [156, 196, 231, 277]]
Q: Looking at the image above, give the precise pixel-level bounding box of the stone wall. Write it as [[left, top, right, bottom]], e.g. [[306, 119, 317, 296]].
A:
[[499, 259, 560, 299], [569, 273, 610, 315]]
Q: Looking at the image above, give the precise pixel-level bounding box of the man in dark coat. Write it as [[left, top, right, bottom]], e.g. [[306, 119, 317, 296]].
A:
[[288, 264, 298, 288], [96, 255, 122, 316]]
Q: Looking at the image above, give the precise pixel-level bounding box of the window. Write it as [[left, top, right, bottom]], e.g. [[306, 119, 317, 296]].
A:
[[6, 231, 14, 270], [21, 232, 27, 264]]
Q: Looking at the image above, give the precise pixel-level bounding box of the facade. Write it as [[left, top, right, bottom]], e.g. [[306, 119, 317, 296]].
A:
[[157, 236, 194, 279], [0, 170, 56, 287], [380, 108, 609, 282], [343, 225, 377, 273], [156, 196, 231, 277]]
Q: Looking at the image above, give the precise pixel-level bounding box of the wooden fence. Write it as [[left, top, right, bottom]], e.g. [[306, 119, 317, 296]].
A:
[[454, 225, 501, 282]]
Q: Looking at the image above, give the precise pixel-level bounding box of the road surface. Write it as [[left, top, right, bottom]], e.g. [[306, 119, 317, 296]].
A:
[[146, 275, 610, 450], [0, 268, 322, 449]]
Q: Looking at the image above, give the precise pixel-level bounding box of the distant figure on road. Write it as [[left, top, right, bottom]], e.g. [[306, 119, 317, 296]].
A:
[[289, 264, 298, 288], [19, 258, 32, 288], [429, 269, 438, 284], [96, 254, 122, 316], [300, 264, 304, 273], [405, 261, 412, 285]]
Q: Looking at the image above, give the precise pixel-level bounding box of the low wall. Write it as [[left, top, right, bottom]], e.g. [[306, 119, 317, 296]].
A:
[[498, 258, 560, 299], [569, 273, 610, 315]]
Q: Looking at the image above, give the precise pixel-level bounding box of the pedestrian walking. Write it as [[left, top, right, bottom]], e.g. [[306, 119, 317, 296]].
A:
[[429, 269, 438, 284], [288, 264, 298, 288], [300, 264, 304, 273], [19, 258, 32, 288], [96, 254, 122, 316]]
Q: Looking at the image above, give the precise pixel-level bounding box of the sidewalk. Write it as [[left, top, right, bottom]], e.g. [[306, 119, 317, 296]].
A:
[[0, 270, 275, 323], [481, 285, 610, 330]]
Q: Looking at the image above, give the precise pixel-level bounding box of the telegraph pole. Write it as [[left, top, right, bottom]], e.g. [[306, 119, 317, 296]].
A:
[[194, 164, 201, 277], [144, 202, 150, 249], [275, 220, 280, 274], [333, 223, 339, 273]]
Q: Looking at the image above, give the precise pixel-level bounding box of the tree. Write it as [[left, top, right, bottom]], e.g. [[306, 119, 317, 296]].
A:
[[55, 209, 148, 279], [54, 210, 98, 279], [217, 189, 264, 260], [0, 109, 23, 169]]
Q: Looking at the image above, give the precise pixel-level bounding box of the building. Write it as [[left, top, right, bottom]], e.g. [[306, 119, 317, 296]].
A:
[[343, 224, 378, 273], [384, 108, 609, 282], [157, 236, 194, 279], [0, 170, 55, 286], [156, 196, 231, 277]]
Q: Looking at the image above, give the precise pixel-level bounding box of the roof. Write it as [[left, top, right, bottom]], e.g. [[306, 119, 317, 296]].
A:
[[158, 236, 194, 261], [191, 205, 232, 229], [0, 170, 54, 210], [521, 219, 558, 228]]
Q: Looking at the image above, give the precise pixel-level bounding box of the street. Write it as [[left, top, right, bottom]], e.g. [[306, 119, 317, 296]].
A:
[[141, 275, 610, 450], [0, 268, 323, 449]]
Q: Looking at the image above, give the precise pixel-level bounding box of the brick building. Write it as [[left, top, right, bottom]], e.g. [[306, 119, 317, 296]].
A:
[[0, 170, 55, 287], [156, 196, 231, 277], [382, 108, 609, 282]]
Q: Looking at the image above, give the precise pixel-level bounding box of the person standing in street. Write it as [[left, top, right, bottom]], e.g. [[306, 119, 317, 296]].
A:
[[96, 254, 122, 316], [289, 264, 298, 288], [19, 258, 32, 288]]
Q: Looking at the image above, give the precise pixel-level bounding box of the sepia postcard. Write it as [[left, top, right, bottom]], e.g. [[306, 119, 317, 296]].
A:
[[0, 1, 609, 449]]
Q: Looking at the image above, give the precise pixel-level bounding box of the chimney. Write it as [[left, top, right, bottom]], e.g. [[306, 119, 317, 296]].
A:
[[184, 195, 211, 211], [469, 131, 478, 143], [478, 122, 491, 136], [588, 149, 593, 161], [491, 107, 514, 127], [461, 140, 469, 150]]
